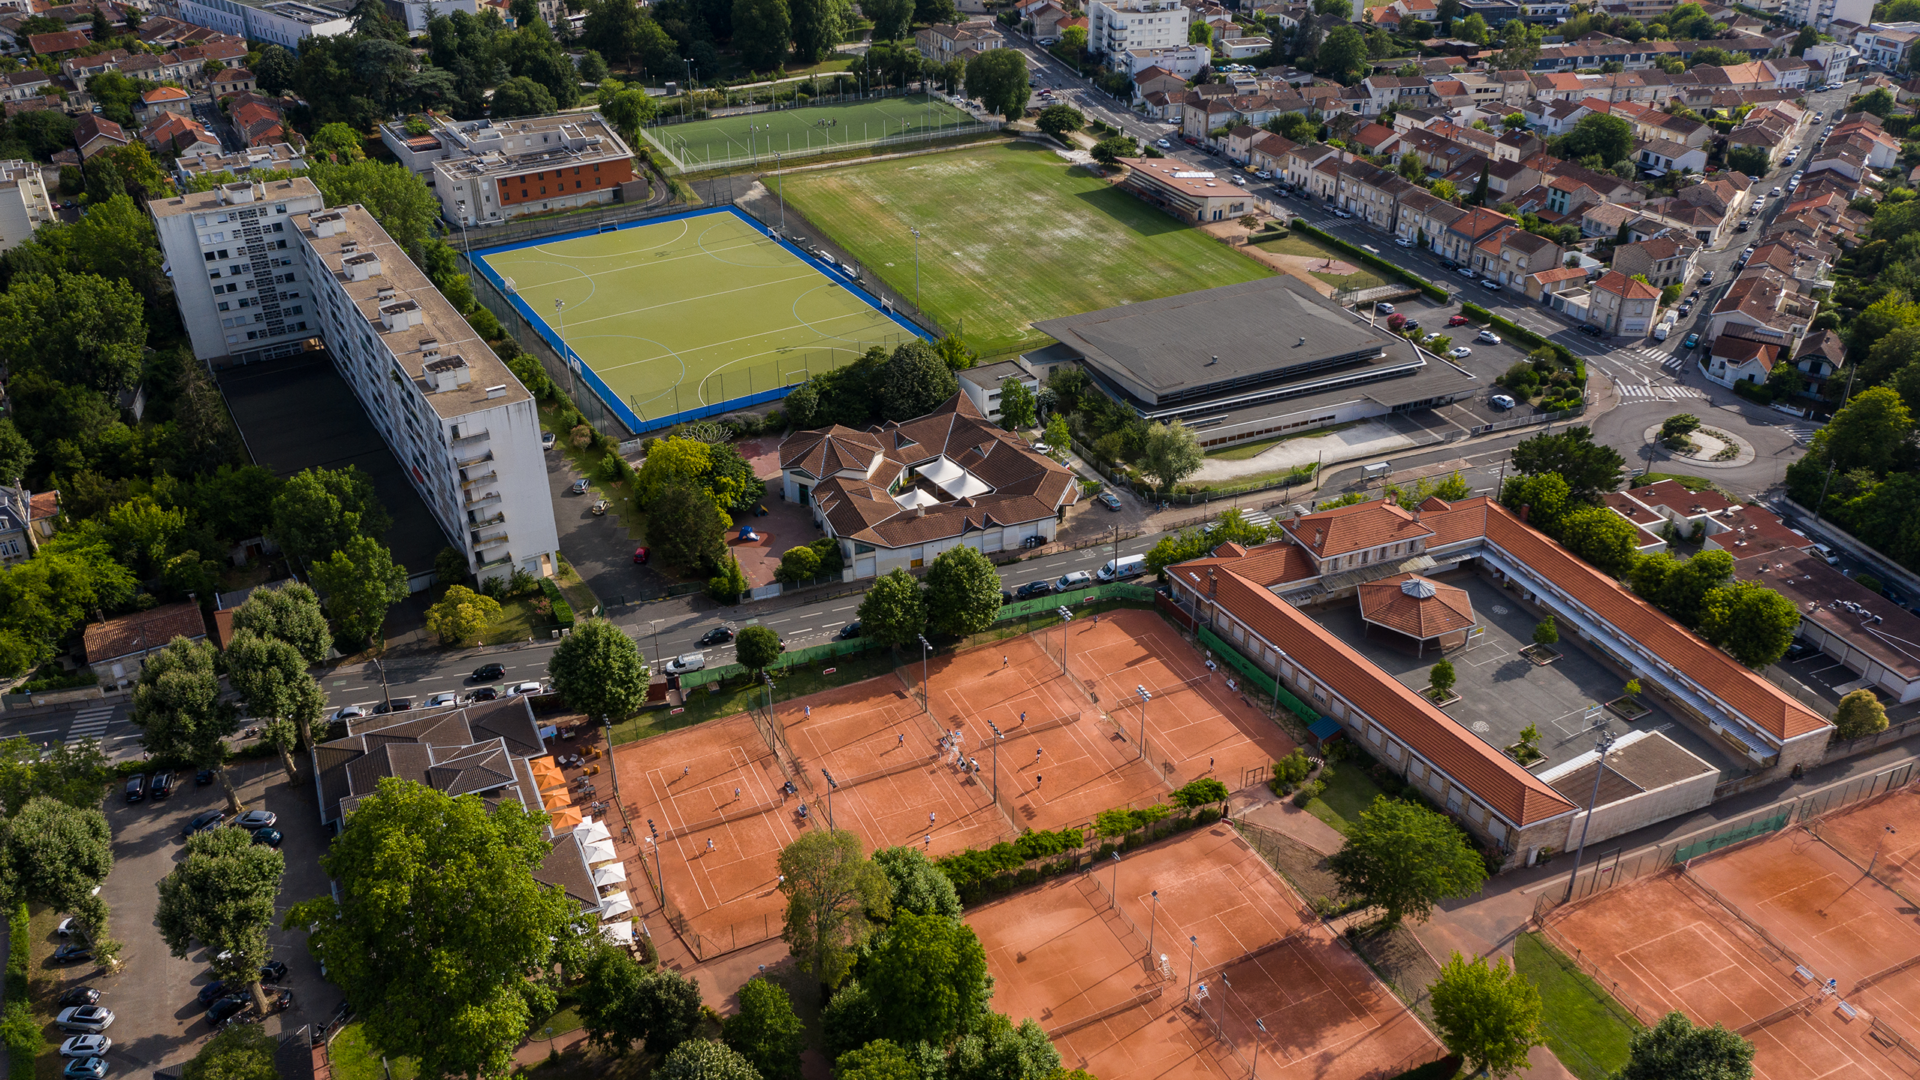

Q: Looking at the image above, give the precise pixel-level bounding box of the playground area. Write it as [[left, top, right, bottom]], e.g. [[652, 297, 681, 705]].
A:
[[1544, 786, 1920, 1080], [970, 825, 1441, 1079], [612, 607, 1301, 961]]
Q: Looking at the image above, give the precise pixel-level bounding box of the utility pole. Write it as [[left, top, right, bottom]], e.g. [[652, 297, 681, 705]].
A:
[[917, 633, 932, 711], [821, 769, 838, 830]]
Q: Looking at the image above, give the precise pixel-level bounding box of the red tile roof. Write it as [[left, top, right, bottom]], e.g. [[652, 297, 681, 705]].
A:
[[1278, 500, 1435, 560], [1623, 479, 1732, 516], [83, 601, 208, 664], [1357, 573, 1476, 639]]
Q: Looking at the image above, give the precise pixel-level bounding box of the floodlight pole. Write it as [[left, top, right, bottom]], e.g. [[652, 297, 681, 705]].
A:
[[1135, 686, 1151, 760], [987, 719, 1004, 804], [1057, 607, 1073, 666], [1563, 727, 1618, 904], [1110, 850, 1121, 904], [910, 225, 922, 310], [555, 298, 576, 399], [1147, 888, 1158, 969], [917, 634, 932, 712], [1254, 1018, 1268, 1078], [1868, 824, 1897, 878], [776, 151, 785, 233], [1187, 934, 1198, 997], [822, 768, 838, 831]]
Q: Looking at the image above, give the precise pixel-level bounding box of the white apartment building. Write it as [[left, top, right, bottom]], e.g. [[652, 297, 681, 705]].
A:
[[387, 0, 477, 31], [1088, 0, 1189, 63], [1783, 0, 1872, 31], [0, 160, 54, 253], [149, 178, 325, 367], [165, 0, 351, 50], [295, 205, 559, 584], [1804, 42, 1859, 81]]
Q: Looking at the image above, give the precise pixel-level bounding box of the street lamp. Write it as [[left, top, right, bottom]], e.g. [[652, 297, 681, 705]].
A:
[[1135, 685, 1151, 761], [1057, 607, 1073, 666], [909, 226, 922, 310], [821, 768, 838, 830], [1109, 850, 1121, 904], [1186, 934, 1198, 996], [1253, 1018, 1268, 1078], [1563, 726, 1618, 904], [1869, 824, 1898, 878], [986, 719, 1004, 804], [917, 633, 932, 711], [1147, 888, 1159, 970], [555, 298, 576, 399]]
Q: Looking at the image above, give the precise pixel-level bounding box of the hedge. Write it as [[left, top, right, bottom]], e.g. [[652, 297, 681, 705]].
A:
[[6, 902, 26, 1001], [1290, 221, 1449, 302], [933, 803, 1225, 906], [3, 903, 37, 1076], [539, 578, 576, 628]]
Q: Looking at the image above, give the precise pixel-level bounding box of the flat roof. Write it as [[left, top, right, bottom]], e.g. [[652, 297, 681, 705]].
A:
[[147, 175, 320, 219], [1740, 551, 1920, 683], [1033, 277, 1473, 414]]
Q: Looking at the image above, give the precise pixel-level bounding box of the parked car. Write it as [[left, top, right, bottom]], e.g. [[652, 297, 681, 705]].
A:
[[58, 917, 76, 937], [1448, 346, 1472, 358], [1477, 330, 1501, 344], [423, 692, 459, 708], [260, 961, 289, 983], [1490, 394, 1517, 410], [60, 1037, 110, 1061], [471, 663, 506, 682], [1447, 314, 1470, 327], [1683, 333, 1700, 348], [1057, 570, 1093, 590], [1332, 207, 1353, 218], [837, 622, 861, 640], [371, 698, 412, 715], [62, 1057, 107, 1080], [1394, 236, 1413, 247], [198, 981, 235, 1007], [1015, 580, 1056, 599], [182, 810, 227, 838], [233, 810, 278, 831], [331, 705, 367, 722], [147, 771, 174, 799], [52, 943, 92, 964], [466, 686, 500, 702], [252, 828, 283, 848], [1480, 278, 1501, 291], [1155, 138, 1170, 148], [541, 431, 556, 450], [570, 478, 589, 495], [1402, 320, 1420, 332], [123, 775, 145, 804], [664, 654, 706, 676], [1456, 266, 1477, 278], [1810, 542, 1840, 566], [1678, 302, 1692, 316], [1098, 491, 1122, 511], [205, 996, 248, 1027], [696, 626, 737, 647], [195, 768, 215, 786], [1578, 324, 1604, 337], [55, 1007, 112, 1034], [1374, 302, 1395, 315], [505, 681, 544, 696], [55, 988, 99, 1009], [632, 546, 650, 564], [1000, 589, 1015, 606]]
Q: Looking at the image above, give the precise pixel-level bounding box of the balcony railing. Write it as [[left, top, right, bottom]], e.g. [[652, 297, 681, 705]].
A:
[[459, 469, 498, 490]]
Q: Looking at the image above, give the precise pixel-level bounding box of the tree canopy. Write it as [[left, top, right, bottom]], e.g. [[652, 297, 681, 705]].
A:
[[309, 536, 410, 647], [1616, 1011, 1754, 1080], [924, 546, 1003, 638], [1510, 427, 1622, 503], [1327, 796, 1487, 927], [723, 977, 804, 1080], [872, 845, 962, 918], [157, 824, 286, 1013], [965, 48, 1029, 120], [778, 829, 890, 988], [130, 637, 241, 804], [548, 618, 651, 722], [1428, 951, 1544, 1077], [857, 568, 927, 647], [861, 910, 992, 1047]]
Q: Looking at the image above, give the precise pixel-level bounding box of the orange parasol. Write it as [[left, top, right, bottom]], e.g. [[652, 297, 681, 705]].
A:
[[549, 806, 583, 832], [542, 786, 573, 811], [530, 756, 568, 791]]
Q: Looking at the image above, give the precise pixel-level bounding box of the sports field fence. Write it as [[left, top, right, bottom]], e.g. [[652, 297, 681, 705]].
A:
[[1532, 758, 1917, 919]]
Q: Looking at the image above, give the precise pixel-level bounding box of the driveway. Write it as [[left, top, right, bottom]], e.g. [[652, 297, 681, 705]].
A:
[[82, 760, 341, 1076], [546, 449, 665, 610]]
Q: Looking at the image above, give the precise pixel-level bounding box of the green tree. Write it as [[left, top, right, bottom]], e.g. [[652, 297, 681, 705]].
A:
[[949, 1011, 1060, 1078], [310, 536, 410, 648], [254, 43, 296, 94], [650, 481, 728, 575], [491, 74, 559, 116], [789, 0, 842, 63], [933, 334, 977, 371], [1511, 426, 1623, 503], [1726, 144, 1769, 177], [267, 466, 391, 568], [601, 87, 658, 137], [223, 629, 325, 773], [1822, 386, 1912, 477], [0, 536, 135, 678], [879, 339, 959, 421], [285, 778, 590, 1080], [778, 829, 891, 989], [965, 48, 1029, 120], [863, 0, 912, 39], [1456, 12, 1488, 42], [776, 545, 821, 584], [733, 0, 791, 69], [181, 1024, 279, 1080], [998, 376, 1037, 430], [1855, 87, 1897, 118], [872, 845, 962, 918], [1558, 505, 1641, 575], [1561, 112, 1633, 163], [1616, 1011, 1754, 1080], [736, 625, 784, 678], [1189, 19, 1213, 43], [924, 546, 1002, 638], [1699, 581, 1799, 668], [259, 718, 300, 785], [723, 977, 804, 1080], [862, 909, 991, 1046], [1834, 687, 1889, 739], [656, 1040, 764, 1080], [548, 617, 651, 722], [1036, 103, 1083, 141], [1428, 952, 1545, 1078], [1429, 658, 1456, 697], [1043, 412, 1070, 457], [157, 824, 285, 1016], [1090, 135, 1137, 164], [130, 637, 243, 811], [1533, 616, 1558, 646], [1317, 24, 1368, 81], [856, 568, 927, 647], [307, 122, 367, 165], [709, 552, 750, 604], [230, 581, 332, 665], [0, 272, 145, 396], [1138, 420, 1203, 496], [0, 797, 114, 956], [425, 584, 502, 646], [1327, 797, 1488, 928], [837, 1040, 917, 1080], [0, 739, 110, 821], [578, 943, 649, 1052], [1657, 548, 1733, 628]]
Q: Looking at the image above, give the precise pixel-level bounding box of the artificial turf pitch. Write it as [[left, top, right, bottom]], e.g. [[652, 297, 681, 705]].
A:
[[780, 140, 1272, 357], [474, 209, 914, 426], [641, 93, 977, 170]]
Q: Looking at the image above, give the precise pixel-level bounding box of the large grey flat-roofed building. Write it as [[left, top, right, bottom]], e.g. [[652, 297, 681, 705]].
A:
[[1030, 277, 1478, 449]]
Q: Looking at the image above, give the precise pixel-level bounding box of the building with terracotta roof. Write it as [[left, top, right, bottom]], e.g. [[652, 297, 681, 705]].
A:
[[1357, 573, 1475, 654], [140, 112, 221, 156], [1114, 157, 1258, 223], [139, 85, 192, 118], [84, 601, 210, 686], [1616, 479, 1734, 538], [1739, 548, 1920, 704], [72, 114, 128, 160], [1587, 270, 1662, 336], [1168, 495, 1831, 863], [779, 393, 1079, 580], [0, 485, 56, 563], [310, 695, 547, 828], [1610, 235, 1698, 288]]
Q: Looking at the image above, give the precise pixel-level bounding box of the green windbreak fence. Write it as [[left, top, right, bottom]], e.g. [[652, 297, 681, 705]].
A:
[[1671, 811, 1791, 864], [1197, 626, 1320, 726], [675, 581, 1160, 689]]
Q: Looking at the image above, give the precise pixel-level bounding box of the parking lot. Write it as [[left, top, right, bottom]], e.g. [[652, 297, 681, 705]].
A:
[[1359, 292, 1553, 429], [66, 759, 340, 1075]]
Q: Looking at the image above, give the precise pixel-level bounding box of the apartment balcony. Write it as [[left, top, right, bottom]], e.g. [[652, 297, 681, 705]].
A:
[[463, 489, 502, 510], [468, 510, 505, 529], [459, 469, 498, 490], [456, 449, 494, 470], [472, 529, 511, 549], [450, 427, 491, 449], [477, 551, 514, 571]]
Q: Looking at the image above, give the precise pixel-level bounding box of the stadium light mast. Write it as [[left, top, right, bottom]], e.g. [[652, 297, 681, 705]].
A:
[[909, 226, 921, 309], [554, 298, 576, 399]]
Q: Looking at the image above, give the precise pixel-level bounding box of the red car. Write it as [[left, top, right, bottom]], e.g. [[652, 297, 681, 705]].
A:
[[1447, 314, 1470, 327], [633, 547, 650, 565]]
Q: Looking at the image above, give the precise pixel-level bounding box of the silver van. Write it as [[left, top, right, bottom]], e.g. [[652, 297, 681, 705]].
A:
[[1057, 570, 1093, 590]]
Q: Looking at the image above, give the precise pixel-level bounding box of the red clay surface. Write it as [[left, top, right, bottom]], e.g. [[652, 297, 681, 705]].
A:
[[1690, 827, 1920, 989], [1065, 609, 1298, 793], [1815, 789, 1920, 901], [974, 826, 1440, 1080]]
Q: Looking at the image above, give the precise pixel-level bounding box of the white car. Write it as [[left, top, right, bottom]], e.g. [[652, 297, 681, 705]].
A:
[[331, 705, 367, 722], [1255, 170, 1271, 180], [1332, 207, 1353, 218], [1489, 394, 1517, 410], [1456, 266, 1477, 278], [1770, 186, 1782, 196], [60, 1036, 110, 1058], [1375, 302, 1395, 315], [56, 1008, 113, 1034], [1477, 330, 1502, 344], [1155, 138, 1170, 149], [664, 653, 705, 675], [541, 431, 556, 450], [1448, 346, 1473, 358], [1394, 236, 1413, 247], [505, 681, 546, 696], [423, 692, 459, 708]]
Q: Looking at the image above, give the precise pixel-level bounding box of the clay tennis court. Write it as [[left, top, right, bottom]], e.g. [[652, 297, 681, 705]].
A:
[[1062, 609, 1298, 793], [613, 712, 802, 953], [974, 825, 1438, 1080], [1814, 788, 1920, 899]]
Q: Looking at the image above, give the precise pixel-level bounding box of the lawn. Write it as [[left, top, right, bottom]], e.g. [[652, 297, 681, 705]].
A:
[[1514, 932, 1640, 1080], [641, 93, 976, 170], [1254, 232, 1387, 291], [328, 1023, 420, 1080], [1304, 763, 1391, 834], [780, 141, 1272, 357]]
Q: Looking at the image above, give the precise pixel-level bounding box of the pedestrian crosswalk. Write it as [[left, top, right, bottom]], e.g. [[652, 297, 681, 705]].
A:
[[1614, 381, 1706, 401], [1778, 423, 1822, 444], [65, 707, 115, 745], [1614, 345, 1682, 367]]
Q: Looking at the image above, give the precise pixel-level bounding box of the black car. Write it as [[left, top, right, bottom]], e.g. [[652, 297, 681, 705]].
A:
[[150, 772, 175, 800], [123, 775, 145, 804], [55, 988, 99, 1009], [837, 622, 861, 640], [194, 768, 215, 786], [1001, 589, 1015, 606], [1784, 640, 1817, 662], [696, 626, 736, 648], [52, 943, 92, 965], [1402, 319, 1420, 332], [182, 810, 227, 838], [260, 961, 288, 983], [1015, 580, 1056, 599], [197, 981, 232, 1008], [470, 663, 506, 682], [467, 686, 500, 702], [1577, 324, 1605, 338], [205, 996, 248, 1027], [371, 698, 412, 715]]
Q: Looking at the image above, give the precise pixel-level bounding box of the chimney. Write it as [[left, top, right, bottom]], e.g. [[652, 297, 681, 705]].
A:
[[1312, 527, 1323, 548], [1519, 504, 1531, 523], [1207, 569, 1217, 598]]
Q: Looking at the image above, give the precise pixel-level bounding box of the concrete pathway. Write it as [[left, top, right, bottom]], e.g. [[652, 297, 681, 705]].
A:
[[1190, 419, 1420, 482], [1237, 794, 1348, 855]]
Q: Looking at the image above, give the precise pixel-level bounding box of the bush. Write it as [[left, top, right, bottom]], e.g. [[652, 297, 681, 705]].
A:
[[1, 999, 41, 1077], [1291, 780, 1324, 807], [538, 577, 576, 627], [1854, 572, 1883, 594]]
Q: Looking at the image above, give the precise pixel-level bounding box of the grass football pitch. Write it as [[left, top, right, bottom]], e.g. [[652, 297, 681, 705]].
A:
[[642, 93, 977, 170], [474, 210, 915, 426], [781, 141, 1272, 357]]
